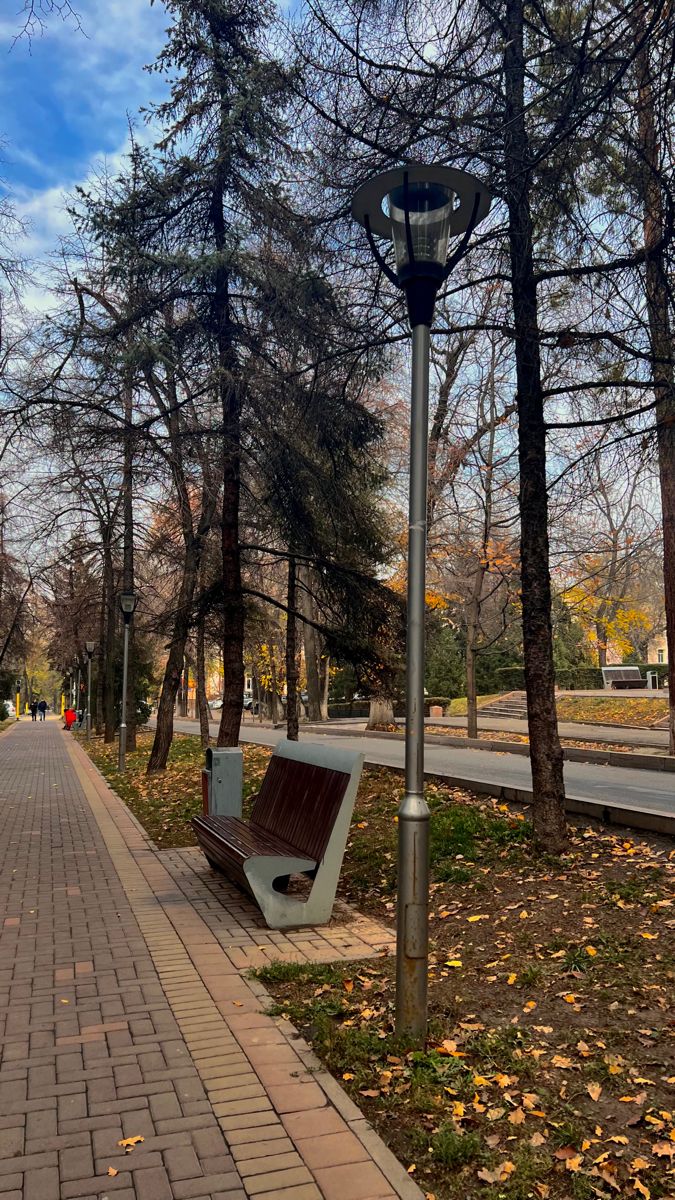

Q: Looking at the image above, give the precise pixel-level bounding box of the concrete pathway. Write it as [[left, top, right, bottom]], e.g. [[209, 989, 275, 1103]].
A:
[[0, 720, 419, 1200]]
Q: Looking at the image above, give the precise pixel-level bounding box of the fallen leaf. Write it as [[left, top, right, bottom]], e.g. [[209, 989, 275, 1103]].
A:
[[407, 1164, 416, 1174], [468, 914, 489, 922], [585, 945, 598, 956], [509, 1108, 526, 1125], [639, 932, 658, 940], [652, 1141, 675, 1158], [608, 1136, 629, 1145], [631, 1158, 651, 1171], [565, 1155, 584, 1172], [507, 973, 517, 985], [552, 1055, 574, 1069], [445, 960, 463, 968], [359, 1088, 380, 1098], [118, 1136, 144, 1150], [587, 1083, 602, 1101], [342, 1072, 354, 1081], [477, 1161, 515, 1184], [633, 1180, 650, 1200], [530, 1132, 546, 1147], [107, 1167, 118, 1177], [344, 979, 354, 993]]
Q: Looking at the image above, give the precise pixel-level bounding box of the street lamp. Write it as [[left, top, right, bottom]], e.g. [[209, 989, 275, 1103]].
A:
[[85, 642, 95, 743], [118, 592, 137, 771], [352, 164, 491, 1039]]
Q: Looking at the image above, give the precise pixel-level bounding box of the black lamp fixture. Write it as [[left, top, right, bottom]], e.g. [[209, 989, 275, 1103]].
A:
[[119, 592, 137, 624], [351, 163, 491, 327]]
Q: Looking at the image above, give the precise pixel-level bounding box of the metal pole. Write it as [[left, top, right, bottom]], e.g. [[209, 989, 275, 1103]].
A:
[[86, 657, 92, 742], [396, 321, 431, 1041], [118, 621, 130, 771], [76, 668, 81, 714]]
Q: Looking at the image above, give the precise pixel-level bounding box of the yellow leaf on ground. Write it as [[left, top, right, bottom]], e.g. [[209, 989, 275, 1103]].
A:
[[445, 960, 462, 968], [652, 1141, 675, 1158], [509, 1108, 526, 1125], [343, 980, 354, 993], [639, 932, 658, 940], [587, 1083, 602, 1101], [477, 1161, 515, 1184], [551, 1055, 574, 1069], [608, 1136, 629, 1145], [633, 1179, 650, 1200], [507, 973, 517, 985], [631, 1159, 650, 1171], [118, 1137, 144, 1149], [107, 1167, 118, 1177], [562, 994, 578, 1004], [407, 1164, 416, 1174], [565, 1155, 584, 1172], [585, 945, 598, 956], [342, 1073, 354, 1080], [468, 914, 489, 922]]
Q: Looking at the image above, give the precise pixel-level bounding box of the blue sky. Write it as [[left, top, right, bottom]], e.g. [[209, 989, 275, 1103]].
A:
[[0, 0, 169, 291]]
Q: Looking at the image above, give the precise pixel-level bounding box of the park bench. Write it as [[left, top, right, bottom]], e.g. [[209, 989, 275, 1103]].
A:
[[601, 666, 645, 690], [192, 738, 364, 929]]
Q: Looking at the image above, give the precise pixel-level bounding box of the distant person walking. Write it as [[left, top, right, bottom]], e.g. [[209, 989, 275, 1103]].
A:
[[38, 700, 47, 721], [30, 701, 38, 722]]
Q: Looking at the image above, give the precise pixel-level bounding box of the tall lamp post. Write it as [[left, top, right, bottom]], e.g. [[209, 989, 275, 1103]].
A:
[[118, 592, 137, 771], [85, 642, 95, 743], [352, 165, 491, 1039]]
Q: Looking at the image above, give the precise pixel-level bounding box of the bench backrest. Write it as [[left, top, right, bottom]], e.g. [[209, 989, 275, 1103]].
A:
[[251, 754, 350, 862], [602, 666, 643, 685]]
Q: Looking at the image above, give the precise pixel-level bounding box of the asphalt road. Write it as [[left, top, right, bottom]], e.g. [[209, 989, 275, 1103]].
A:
[[170, 717, 675, 827]]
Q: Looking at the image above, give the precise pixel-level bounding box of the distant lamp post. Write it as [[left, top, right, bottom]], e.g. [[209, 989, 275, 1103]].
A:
[[352, 164, 491, 1040], [85, 642, 95, 743], [118, 592, 137, 771]]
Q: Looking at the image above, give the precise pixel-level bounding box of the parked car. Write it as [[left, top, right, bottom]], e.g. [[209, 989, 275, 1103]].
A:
[[209, 698, 223, 709]]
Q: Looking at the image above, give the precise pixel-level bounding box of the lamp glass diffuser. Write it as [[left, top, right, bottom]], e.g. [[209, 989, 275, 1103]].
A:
[[119, 593, 136, 615], [85, 641, 95, 655], [386, 181, 454, 279]]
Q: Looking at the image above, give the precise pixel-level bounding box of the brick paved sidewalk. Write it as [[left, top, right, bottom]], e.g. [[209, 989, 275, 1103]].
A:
[[0, 720, 420, 1200]]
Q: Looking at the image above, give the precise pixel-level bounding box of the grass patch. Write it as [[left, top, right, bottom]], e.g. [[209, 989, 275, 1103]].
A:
[[556, 694, 668, 726], [81, 730, 271, 847], [445, 694, 500, 715]]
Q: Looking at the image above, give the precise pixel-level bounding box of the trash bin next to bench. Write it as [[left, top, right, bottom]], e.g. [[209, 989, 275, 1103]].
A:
[[192, 738, 364, 928]]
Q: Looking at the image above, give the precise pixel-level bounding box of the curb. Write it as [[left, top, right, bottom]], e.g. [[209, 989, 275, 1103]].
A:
[[305, 723, 675, 774]]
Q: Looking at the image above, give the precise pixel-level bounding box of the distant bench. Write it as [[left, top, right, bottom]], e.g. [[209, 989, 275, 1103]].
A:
[[192, 738, 363, 929], [601, 666, 645, 690]]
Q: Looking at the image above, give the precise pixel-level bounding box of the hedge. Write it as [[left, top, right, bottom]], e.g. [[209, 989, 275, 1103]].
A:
[[495, 663, 668, 692]]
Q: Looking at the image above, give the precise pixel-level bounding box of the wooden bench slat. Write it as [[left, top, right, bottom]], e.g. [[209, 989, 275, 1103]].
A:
[[250, 756, 350, 863], [195, 814, 307, 861]]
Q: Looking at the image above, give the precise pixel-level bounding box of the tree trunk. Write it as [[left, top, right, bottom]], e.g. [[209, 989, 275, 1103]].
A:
[[367, 696, 395, 729], [298, 564, 323, 721], [95, 583, 106, 733], [147, 550, 199, 773], [270, 654, 279, 725], [320, 654, 330, 721], [286, 556, 299, 741], [466, 610, 479, 740], [633, 24, 675, 752], [503, 0, 567, 850], [596, 624, 608, 669], [102, 542, 116, 744], [122, 377, 137, 751], [196, 617, 210, 750]]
